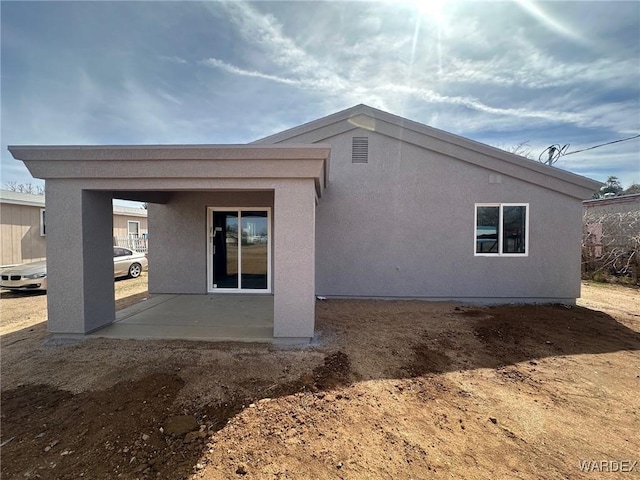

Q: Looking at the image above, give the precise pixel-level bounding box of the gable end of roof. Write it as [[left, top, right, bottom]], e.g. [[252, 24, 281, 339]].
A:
[[253, 104, 602, 200]]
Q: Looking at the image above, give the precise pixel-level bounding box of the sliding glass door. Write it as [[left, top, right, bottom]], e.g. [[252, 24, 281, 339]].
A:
[[209, 208, 270, 292]]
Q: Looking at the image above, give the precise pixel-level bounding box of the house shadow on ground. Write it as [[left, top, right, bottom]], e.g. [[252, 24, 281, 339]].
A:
[[316, 301, 640, 381]]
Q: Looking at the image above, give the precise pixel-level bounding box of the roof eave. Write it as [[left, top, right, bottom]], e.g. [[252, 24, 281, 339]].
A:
[[253, 104, 602, 200], [8, 144, 332, 199]]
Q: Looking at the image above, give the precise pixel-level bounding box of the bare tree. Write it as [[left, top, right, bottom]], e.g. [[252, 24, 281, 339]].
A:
[[4, 181, 44, 195], [583, 208, 639, 282], [494, 141, 534, 159], [506, 141, 533, 159]]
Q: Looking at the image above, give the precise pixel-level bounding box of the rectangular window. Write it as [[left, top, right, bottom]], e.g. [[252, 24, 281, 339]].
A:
[[40, 209, 46, 236], [475, 204, 528, 256], [127, 220, 140, 237]]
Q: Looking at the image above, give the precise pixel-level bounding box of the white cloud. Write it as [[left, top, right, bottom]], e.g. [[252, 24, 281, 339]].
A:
[[156, 90, 184, 106], [212, 2, 351, 100], [2, 1, 638, 187], [204, 1, 637, 139], [158, 55, 188, 65], [201, 58, 302, 86]]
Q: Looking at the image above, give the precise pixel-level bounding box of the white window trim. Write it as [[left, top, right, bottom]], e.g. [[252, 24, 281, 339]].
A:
[[474, 203, 529, 257], [40, 208, 46, 236], [127, 220, 140, 237]]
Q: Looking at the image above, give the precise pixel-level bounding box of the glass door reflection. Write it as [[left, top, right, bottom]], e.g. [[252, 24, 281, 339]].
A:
[[211, 209, 269, 291], [241, 211, 268, 289], [212, 211, 238, 289]]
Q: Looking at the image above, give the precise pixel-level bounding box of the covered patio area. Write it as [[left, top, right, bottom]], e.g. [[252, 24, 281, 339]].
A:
[[9, 144, 330, 343], [93, 294, 274, 342]]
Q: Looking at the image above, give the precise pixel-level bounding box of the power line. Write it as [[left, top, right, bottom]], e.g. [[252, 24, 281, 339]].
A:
[[563, 134, 640, 156], [539, 133, 640, 166]]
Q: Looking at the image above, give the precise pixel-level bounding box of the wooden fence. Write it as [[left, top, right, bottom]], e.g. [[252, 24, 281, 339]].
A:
[[113, 236, 148, 253]]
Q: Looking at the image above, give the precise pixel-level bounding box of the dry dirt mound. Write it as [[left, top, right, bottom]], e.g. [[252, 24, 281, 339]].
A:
[[2, 374, 189, 479], [1, 352, 354, 480]]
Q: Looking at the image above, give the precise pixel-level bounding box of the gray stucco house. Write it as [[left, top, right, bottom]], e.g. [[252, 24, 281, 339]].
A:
[[9, 105, 601, 342]]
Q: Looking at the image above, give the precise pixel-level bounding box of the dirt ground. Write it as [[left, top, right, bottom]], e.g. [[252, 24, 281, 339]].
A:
[[0, 273, 150, 336], [1, 281, 639, 479]]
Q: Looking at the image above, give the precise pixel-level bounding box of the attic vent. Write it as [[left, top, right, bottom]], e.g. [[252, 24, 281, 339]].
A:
[[352, 137, 369, 163]]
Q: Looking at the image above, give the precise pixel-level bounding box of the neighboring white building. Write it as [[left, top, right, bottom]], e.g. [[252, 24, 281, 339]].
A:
[[0, 189, 148, 266]]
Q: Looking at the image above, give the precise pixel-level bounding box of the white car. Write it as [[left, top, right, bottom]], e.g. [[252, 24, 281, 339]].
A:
[[0, 247, 148, 292], [0, 260, 48, 291], [113, 247, 148, 279]]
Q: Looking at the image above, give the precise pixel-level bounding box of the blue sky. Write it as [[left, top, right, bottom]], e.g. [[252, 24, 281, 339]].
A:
[[2, 0, 639, 190]]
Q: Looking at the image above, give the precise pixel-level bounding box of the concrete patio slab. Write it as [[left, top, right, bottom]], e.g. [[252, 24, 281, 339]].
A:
[[92, 294, 274, 342]]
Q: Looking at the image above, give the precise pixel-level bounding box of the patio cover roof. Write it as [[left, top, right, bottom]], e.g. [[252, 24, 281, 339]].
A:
[[9, 144, 331, 199]]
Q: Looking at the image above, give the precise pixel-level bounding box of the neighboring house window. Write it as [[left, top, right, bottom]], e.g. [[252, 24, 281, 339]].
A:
[[40, 209, 46, 236], [128, 221, 140, 237], [475, 204, 528, 256], [352, 137, 369, 163]]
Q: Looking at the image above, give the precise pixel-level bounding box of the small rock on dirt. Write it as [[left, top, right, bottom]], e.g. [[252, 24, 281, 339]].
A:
[[489, 417, 498, 424], [163, 415, 199, 437], [235, 464, 247, 475], [184, 431, 207, 443]]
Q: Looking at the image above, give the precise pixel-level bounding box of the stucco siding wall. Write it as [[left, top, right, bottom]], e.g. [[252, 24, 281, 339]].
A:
[[0, 203, 46, 266], [149, 191, 274, 294], [285, 129, 583, 301], [584, 195, 640, 217]]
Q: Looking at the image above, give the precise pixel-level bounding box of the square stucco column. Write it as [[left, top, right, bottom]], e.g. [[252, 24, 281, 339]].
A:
[[273, 180, 316, 340], [45, 182, 115, 334]]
